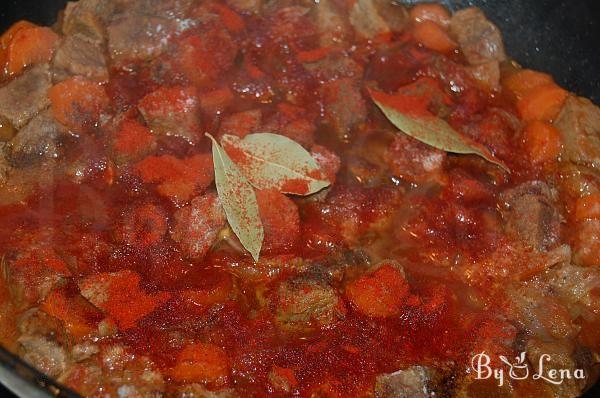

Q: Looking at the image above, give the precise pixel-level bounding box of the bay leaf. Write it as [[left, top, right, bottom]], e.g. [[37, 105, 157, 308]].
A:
[[221, 133, 331, 195], [369, 88, 510, 172], [207, 134, 264, 261]]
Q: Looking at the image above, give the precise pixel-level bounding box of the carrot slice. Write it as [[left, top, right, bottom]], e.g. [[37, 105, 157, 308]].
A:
[[412, 21, 457, 54], [502, 69, 554, 101], [49, 76, 110, 132], [6, 26, 59, 75], [0, 21, 37, 71], [522, 121, 562, 164], [517, 83, 568, 122]]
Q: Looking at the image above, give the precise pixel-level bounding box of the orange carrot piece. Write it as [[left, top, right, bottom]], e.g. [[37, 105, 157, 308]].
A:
[[517, 84, 568, 122], [409, 3, 451, 27], [574, 193, 600, 222], [502, 69, 554, 102], [6, 26, 59, 75], [170, 343, 230, 384], [412, 21, 457, 54], [0, 21, 37, 70], [345, 263, 410, 318], [522, 121, 562, 164], [49, 76, 110, 132]]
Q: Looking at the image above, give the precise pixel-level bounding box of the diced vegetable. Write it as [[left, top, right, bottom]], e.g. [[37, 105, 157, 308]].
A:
[[48, 76, 110, 132], [6, 26, 59, 75], [523, 121, 562, 164], [502, 69, 554, 101], [516, 84, 568, 122], [345, 262, 409, 318], [412, 21, 457, 54]]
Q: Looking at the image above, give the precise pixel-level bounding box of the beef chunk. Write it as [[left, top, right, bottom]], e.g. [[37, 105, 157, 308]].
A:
[[274, 276, 345, 334], [449, 7, 506, 65], [218, 109, 262, 139], [349, 0, 390, 39], [256, 189, 300, 254], [373, 0, 409, 33], [10, 109, 65, 166], [126, 0, 195, 19], [261, 103, 316, 147], [227, 0, 262, 14], [170, 193, 227, 260], [61, 0, 116, 43], [0, 143, 12, 184], [107, 16, 183, 66], [135, 154, 214, 204], [572, 220, 600, 267], [0, 64, 51, 129], [545, 263, 600, 316], [18, 335, 69, 378], [314, 0, 351, 46], [320, 78, 367, 140], [115, 203, 168, 247], [385, 134, 446, 184], [51, 34, 108, 83], [500, 181, 562, 251], [138, 86, 202, 143], [302, 52, 364, 82], [375, 366, 437, 398], [554, 96, 600, 169]]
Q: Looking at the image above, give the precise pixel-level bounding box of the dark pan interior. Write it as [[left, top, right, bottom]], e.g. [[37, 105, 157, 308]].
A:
[[0, 0, 598, 397]]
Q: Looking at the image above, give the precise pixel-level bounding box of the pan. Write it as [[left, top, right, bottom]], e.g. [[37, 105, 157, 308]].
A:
[[0, 1, 598, 397]]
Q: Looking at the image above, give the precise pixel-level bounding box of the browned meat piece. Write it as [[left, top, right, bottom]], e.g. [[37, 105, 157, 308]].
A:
[[126, 0, 195, 19], [51, 34, 108, 83], [218, 109, 262, 139], [467, 61, 501, 91], [320, 78, 367, 140], [554, 96, 600, 169], [18, 335, 69, 378], [314, 0, 351, 46], [0, 64, 51, 129], [10, 109, 66, 167], [0, 143, 12, 184], [572, 220, 600, 267], [274, 276, 345, 334], [508, 282, 577, 341], [302, 52, 364, 82], [526, 338, 589, 397], [107, 16, 186, 66], [61, 0, 116, 43], [138, 86, 202, 143], [172, 384, 236, 398], [97, 344, 165, 397], [375, 366, 438, 398], [115, 203, 169, 247], [449, 7, 506, 65], [385, 134, 446, 184], [227, 0, 262, 14], [499, 181, 562, 251], [373, 0, 409, 33], [261, 103, 316, 147], [170, 193, 227, 259], [545, 263, 600, 317], [349, 0, 390, 39]]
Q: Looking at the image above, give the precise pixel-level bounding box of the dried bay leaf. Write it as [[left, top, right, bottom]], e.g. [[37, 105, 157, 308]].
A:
[[369, 88, 510, 172], [207, 133, 264, 261], [221, 133, 330, 195]]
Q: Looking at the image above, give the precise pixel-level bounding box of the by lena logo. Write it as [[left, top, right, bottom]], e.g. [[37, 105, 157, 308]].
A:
[[471, 352, 585, 387]]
